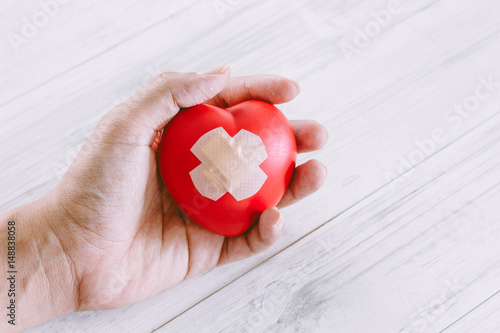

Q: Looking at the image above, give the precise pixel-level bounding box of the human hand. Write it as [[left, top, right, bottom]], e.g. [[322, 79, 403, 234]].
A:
[[0, 66, 328, 330]]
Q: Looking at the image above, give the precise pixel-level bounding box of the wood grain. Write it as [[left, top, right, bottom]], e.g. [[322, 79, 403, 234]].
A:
[[0, 0, 499, 332], [158, 111, 500, 332]]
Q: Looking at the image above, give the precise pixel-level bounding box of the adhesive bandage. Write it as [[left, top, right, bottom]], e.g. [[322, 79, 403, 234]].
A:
[[189, 127, 268, 201]]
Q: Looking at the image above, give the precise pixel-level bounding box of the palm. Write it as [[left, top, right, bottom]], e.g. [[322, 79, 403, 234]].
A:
[[53, 72, 327, 312], [59, 135, 228, 310]]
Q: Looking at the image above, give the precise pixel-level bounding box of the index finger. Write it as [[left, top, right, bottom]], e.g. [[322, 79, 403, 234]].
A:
[[205, 75, 300, 107]]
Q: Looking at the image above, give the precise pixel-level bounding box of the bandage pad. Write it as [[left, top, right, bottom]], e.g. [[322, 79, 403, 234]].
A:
[[189, 127, 268, 201]]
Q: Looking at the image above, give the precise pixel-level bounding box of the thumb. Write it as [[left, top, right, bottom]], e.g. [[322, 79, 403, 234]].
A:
[[97, 66, 230, 145]]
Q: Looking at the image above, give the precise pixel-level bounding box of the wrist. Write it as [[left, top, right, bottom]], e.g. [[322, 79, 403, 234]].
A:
[[0, 192, 79, 331]]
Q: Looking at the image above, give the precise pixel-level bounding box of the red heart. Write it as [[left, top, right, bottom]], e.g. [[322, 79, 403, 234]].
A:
[[157, 100, 297, 237]]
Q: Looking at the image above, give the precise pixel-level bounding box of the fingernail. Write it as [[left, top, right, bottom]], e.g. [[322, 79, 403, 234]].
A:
[[321, 163, 328, 178], [291, 80, 301, 95], [272, 208, 283, 229], [197, 65, 230, 75], [275, 216, 283, 230]]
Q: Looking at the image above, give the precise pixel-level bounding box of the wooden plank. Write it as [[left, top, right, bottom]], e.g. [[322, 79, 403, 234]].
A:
[[0, 0, 201, 106], [2, 0, 497, 331], [441, 291, 500, 333], [3, 0, 499, 216], [157, 110, 500, 332]]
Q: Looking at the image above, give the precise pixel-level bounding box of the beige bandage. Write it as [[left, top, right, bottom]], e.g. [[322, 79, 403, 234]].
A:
[[189, 127, 268, 201]]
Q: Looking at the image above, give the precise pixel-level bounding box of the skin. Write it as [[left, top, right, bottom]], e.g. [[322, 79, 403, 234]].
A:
[[0, 66, 328, 331]]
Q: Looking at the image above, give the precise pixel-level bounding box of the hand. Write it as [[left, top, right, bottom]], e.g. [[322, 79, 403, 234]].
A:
[[1, 66, 328, 330]]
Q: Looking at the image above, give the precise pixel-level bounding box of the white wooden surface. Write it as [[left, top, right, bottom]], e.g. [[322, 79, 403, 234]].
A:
[[1, 0, 500, 332]]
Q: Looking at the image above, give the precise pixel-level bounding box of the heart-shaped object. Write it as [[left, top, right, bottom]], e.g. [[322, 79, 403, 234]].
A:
[[157, 100, 297, 237]]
